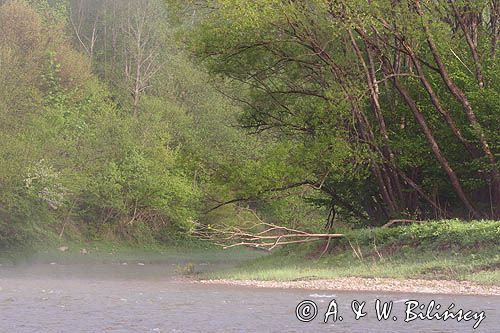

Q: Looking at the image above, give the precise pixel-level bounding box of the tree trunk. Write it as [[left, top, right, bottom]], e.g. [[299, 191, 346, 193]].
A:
[[415, 0, 500, 217], [448, 0, 485, 88], [391, 76, 480, 218]]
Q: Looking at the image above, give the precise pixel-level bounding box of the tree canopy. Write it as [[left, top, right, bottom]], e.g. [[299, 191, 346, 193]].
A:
[[175, 0, 500, 222]]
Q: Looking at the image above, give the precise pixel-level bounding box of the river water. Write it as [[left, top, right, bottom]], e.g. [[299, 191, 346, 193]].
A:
[[0, 262, 498, 332]]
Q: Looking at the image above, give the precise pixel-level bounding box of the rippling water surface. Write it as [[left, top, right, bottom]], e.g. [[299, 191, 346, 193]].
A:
[[0, 263, 498, 332]]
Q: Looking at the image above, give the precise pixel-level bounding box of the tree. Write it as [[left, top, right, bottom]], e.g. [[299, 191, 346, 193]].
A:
[[69, 0, 169, 114], [176, 0, 500, 221], [0, 0, 202, 245]]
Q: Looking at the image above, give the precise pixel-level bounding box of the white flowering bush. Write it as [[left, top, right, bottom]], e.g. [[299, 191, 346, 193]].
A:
[[24, 160, 66, 210]]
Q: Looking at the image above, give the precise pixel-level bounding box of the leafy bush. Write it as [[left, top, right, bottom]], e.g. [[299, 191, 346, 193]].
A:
[[345, 220, 500, 250]]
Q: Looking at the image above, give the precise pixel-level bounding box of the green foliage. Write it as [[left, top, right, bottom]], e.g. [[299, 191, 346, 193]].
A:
[[179, 0, 500, 222], [0, 0, 202, 246], [2, 0, 499, 252], [0, 0, 281, 247], [347, 220, 500, 249]]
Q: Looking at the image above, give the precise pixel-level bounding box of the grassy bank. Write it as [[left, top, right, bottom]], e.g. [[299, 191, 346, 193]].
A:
[[205, 220, 500, 285]]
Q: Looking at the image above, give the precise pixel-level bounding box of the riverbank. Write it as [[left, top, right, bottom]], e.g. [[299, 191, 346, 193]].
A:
[[197, 277, 500, 296], [202, 220, 500, 290], [2, 220, 498, 295]]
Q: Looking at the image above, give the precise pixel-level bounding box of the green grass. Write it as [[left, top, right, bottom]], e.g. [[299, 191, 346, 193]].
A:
[[206, 219, 500, 285]]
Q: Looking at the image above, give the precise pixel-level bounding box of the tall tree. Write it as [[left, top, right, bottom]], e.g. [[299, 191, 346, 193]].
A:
[[175, 0, 500, 221]]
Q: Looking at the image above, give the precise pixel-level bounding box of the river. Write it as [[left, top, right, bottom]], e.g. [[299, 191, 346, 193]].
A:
[[0, 262, 498, 332]]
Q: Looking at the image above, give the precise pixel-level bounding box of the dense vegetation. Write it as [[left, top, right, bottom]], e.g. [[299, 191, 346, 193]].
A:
[[175, 0, 500, 221], [0, 0, 499, 250], [0, 0, 249, 246]]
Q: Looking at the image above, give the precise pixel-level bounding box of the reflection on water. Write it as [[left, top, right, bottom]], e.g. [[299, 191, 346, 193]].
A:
[[0, 263, 498, 332]]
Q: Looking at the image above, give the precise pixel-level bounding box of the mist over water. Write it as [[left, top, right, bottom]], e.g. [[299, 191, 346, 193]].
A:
[[1, 261, 498, 332]]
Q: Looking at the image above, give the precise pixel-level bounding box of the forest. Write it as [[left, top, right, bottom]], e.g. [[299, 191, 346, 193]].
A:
[[0, 0, 499, 249]]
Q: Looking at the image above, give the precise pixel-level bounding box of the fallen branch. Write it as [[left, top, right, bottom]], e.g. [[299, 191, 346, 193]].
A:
[[222, 238, 324, 250], [194, 209, 344, 250]]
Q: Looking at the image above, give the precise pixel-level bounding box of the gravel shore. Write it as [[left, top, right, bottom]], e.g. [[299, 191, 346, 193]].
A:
[[196, 277, 500, 296]]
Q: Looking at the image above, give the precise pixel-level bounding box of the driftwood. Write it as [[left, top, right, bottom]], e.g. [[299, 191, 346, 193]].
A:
[[195, 208, 343, 251], [195, 221, 344, 250]]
